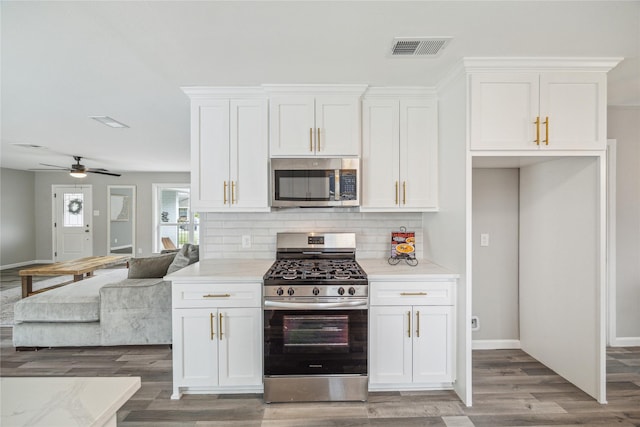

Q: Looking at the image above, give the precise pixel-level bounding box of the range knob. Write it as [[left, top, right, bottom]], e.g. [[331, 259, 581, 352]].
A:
[[276, 287, 284, 296], [337, 287, 345, 296], [287, 287, 295, 296], [312, 287, 320, 296], [348, 287, 357, 296]]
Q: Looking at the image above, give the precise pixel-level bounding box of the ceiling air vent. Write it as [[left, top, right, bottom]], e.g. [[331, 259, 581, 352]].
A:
[[391, 37, 451, 57]]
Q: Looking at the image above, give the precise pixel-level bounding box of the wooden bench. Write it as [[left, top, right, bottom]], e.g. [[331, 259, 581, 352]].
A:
[[19, 255, 130, 298]]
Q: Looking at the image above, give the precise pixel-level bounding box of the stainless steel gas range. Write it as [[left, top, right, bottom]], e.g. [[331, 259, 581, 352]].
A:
[[262, 232, 368, 403]]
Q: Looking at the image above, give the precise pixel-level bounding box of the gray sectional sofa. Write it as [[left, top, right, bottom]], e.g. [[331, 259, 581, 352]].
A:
[[13, 244, 199, 348]]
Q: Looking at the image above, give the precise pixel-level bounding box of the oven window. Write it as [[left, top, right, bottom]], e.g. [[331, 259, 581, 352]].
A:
[[283, 315, 349, 353]]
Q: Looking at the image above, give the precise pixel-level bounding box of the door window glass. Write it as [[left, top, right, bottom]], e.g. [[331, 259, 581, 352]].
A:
[[63, 193, 84, 227]]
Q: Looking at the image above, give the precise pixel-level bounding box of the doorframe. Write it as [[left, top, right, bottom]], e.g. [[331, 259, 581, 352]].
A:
[[607, 139, 617, 346], [51, 184, 93, 261]]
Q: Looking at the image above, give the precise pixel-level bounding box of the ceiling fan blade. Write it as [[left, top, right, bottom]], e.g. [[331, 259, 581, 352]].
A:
[[39, 163, 68, 169], [87, 170, 121, 177], [30, 168, 71, 172]]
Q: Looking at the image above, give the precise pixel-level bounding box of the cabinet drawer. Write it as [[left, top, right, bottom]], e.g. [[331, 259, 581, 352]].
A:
[[172, 282, 262, 308], [370, 281, 455, 306]]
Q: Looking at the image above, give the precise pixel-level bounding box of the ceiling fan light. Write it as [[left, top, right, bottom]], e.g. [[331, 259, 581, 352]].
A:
[[70, 171, 87, 178]]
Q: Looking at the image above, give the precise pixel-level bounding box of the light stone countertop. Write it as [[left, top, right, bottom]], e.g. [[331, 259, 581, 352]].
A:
[[165, 258, 275, 282], [357, 258, 459, 281], [165, 258, 458, 282], [0, 376, 140, 427]]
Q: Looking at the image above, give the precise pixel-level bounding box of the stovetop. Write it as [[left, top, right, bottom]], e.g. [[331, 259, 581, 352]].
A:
[[263, 258, 367, 284]]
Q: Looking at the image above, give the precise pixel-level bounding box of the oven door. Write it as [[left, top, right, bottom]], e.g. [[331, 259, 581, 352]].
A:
[[264, 301, 367, 376]]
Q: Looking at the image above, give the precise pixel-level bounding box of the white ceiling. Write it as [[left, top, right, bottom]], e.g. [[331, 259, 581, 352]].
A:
[[2, 1, 639, 173]]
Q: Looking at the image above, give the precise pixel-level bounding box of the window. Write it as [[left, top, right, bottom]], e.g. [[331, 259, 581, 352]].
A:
[[152, 184, 199, 252]]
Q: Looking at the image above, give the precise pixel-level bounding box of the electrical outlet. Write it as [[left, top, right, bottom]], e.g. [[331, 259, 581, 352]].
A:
[[480, 233, 490, 247], [242, 235, 252, 249], [138, 248, 143, 254], [471, 316, 480, 331]]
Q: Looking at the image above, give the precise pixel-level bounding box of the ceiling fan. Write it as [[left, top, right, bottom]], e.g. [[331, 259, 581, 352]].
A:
[[37, 156, 121, 178]]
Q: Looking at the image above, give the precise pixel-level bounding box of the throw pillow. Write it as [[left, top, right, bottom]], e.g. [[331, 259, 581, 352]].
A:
[[128, 252, 177, 279], [166, 244, 200, 275]]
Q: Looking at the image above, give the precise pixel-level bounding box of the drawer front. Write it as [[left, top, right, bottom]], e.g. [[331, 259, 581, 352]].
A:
[[369, 281, 455, 306], [172, 282, 262, 308]]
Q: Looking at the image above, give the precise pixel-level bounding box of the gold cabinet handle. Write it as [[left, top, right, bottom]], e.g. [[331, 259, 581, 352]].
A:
[[210, 312, 215, 340], [416, 310, 420, 338], [310, 128, 313, 152], [395, 181, 399, 205], [317, 128, 321, 152], [203, 293, 231, 298], [231, 181, 236, 204], [219, 312, 223, 340], [534, 116, 540, 145], [403, 181, 407, 205], [407, 310, 411, 338], [543, 116, 549, 146], [223, 181, 228, 204], [400, 292, 428, 296]]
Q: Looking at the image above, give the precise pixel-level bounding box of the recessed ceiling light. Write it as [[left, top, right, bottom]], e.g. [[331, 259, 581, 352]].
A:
[[90, 116, 129, 128]]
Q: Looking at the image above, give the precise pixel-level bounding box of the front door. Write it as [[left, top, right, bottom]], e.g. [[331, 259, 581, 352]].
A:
[[53, 185, 93, 261]]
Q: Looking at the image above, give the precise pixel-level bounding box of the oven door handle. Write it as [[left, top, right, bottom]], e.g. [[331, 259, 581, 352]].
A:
[[264, 300, 368, 309]]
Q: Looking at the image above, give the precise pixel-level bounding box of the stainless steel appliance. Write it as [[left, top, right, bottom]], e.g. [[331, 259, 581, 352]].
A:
[[263, 232, 368, 402], [271, 158, 360, 208]]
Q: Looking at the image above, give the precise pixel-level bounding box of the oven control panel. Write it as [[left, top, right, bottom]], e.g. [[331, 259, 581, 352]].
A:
[[264, 285, 368, 298]]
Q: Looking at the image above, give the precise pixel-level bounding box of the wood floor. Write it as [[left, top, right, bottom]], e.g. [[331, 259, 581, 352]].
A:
[[1, 327, 638, 426]]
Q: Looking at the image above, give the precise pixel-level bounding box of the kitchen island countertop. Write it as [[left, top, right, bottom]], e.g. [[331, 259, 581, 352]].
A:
[[357, 258, 459, 281]]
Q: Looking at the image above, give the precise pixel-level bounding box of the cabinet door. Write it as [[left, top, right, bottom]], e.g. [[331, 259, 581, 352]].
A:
[[469, 73, 540, 150], [315, 96, 361, 156], [412, 306, 454, 384], [400, 99, 438, 210], [218, 308, 262, 387], [191, 100, 230, 209], [172, 308, 219, 389], [362, 99, 400, 209], [269, 96, 315, 156], [229, 99, 269, 209], [369, 306, 412, 385], [539, 72, 606, 150]]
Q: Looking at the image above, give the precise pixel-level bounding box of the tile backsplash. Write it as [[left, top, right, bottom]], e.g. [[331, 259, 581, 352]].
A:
[[200, 209, 423, 260]]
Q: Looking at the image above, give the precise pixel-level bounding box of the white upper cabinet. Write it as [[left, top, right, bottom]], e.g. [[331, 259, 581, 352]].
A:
[[265, 85, 367, 157], [183, 88, 269, 212], [467, 58, 621, 151], [362, 89, 438, 211]]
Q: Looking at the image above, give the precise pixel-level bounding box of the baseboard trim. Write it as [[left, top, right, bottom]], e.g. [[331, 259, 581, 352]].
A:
[[610, 337, 640, 347], [0, 260, 53, 271], [473, 339, 522, 350]]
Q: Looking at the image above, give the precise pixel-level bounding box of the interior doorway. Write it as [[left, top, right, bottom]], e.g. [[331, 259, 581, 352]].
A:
[[52, 185, 93, 261]]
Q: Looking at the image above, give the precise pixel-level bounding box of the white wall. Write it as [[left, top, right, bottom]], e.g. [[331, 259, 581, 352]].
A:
[[0, 168, 36, 268], [608, 106, 640, 341], [472, 168, 519, 343], [33, 171, 189, 260], [199, 210, 423, 260]]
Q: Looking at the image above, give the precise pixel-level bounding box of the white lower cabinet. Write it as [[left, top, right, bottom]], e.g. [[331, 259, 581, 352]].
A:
[[171, 283, 262, 399], [369, 281, 455, 390]]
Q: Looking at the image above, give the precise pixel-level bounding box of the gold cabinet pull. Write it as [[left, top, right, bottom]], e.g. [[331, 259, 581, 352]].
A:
[[214, 313, 216, 341], [223, 181, 228, 204], [403, 181, 407, 205], [534, 116, 540, 145], [219, 313, 224, 340], [395, 181, 399, 205], [407, 311, 411, 338], [543, 116, 549, 146], [400, 292, 428, 296], [317, 128, 321, 152], [231, 181, 236, 204], [310, 128, 313, 152], [203, 293, 231, 298], [416, 310, 420, 338]]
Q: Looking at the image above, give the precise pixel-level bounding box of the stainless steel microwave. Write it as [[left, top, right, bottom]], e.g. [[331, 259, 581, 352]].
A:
[[271, 158, 360, 208]]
